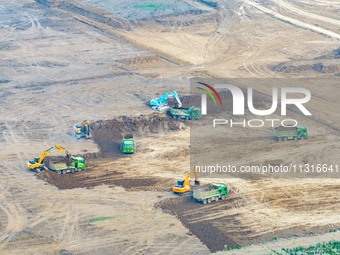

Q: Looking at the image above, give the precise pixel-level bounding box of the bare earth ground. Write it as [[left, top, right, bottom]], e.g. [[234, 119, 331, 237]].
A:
[[0, 0, 339, 254]]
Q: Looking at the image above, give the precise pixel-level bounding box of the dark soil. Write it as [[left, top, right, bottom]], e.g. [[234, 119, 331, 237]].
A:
[[157, 194, 241, 252], [156, 192, 339, 252], [37, 167, 171, 191]]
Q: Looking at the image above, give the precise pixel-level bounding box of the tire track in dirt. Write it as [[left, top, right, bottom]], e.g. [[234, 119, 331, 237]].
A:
[[245, 0, 340, 40], [59, 204, 80, 242], [275, 0, 340, 28]]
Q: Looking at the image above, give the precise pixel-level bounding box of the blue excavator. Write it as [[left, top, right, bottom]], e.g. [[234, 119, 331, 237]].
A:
[[150, 91, 182, 111]]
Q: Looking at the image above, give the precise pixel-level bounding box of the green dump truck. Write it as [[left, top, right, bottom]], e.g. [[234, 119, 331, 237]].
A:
[[121, 134, 135, 154], [48, 156, 86, 174], [169, 107, 202, 120], [193, 183, 228, 204], [273, 126, 308, 141]]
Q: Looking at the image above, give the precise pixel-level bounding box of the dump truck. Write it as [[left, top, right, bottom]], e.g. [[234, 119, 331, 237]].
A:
[[47, 156, 86, 174], [169, 107, 202, 120], [273, 125, 308, 141], [121, 134, 135, 154], [192, 183, 228, 204]]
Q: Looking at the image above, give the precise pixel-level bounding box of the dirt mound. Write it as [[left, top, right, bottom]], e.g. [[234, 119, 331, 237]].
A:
[[92, 113, 186, 157]]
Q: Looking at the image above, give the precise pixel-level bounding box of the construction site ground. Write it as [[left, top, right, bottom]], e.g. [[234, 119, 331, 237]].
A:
[[0, 0, 339, 254]]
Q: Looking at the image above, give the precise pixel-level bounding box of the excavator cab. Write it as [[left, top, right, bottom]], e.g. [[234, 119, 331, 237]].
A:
[[29, 157, 39, 164], [75, 120, 92, 139], [176, 179, 185, 187]]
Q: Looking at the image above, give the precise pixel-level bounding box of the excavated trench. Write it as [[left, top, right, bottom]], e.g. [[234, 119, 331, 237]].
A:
[[37, 90, 251, 190], [91, 113, 186, 157], [38, 112, 188, 190]]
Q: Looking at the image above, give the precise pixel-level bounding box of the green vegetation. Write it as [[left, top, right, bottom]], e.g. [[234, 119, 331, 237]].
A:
[[267, 241, 340, 255], [89, 215, 125, 222], [89, 216, 114, 222], [222, 241, 340, 254]]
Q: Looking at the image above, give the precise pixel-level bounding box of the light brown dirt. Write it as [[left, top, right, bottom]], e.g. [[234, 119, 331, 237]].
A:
[[0, 0, 339, 254]]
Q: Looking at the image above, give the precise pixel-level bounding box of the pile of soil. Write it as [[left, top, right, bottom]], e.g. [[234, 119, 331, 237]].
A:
[[91, 113, 186, 157]]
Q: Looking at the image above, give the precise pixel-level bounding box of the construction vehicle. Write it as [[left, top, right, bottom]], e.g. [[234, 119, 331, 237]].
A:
[[173, 172, 191, 194], [121, 134, 135, 154], [27, 144, 86, 174], [169, 106, 202, 120], [273, 125, 308, 141], [47, 156, 86, 174], [173, 168, 200, 194], [150, 91, 182, 111], [74, 120, 92, 139], [193, 183, 228, 204]]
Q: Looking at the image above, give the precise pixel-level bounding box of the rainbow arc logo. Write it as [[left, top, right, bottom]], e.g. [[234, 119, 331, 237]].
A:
[[196, 82, 223, 114]]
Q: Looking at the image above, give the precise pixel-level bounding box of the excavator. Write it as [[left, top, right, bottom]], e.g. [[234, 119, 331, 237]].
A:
[[74, 120, 92, 139], [150, 91, 182, 111], [27, 144, 86, 174], [172, 168, 200, 194]]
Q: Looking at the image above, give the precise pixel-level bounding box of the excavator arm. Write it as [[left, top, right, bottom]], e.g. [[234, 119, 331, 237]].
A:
[[183, 172, 190, 186], [173, 91, 182, 108], [54, 144, 69, 156], [27, 144, 70, 171]]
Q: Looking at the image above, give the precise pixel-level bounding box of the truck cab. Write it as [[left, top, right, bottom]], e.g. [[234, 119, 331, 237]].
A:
[[297, 126, 308, 139], [121, 134, 135, 154], [71, 156, 86, 170]]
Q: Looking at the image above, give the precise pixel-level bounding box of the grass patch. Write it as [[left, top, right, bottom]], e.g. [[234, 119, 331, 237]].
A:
[[267, 241, 340, 255], [89, 215, 126, 222]]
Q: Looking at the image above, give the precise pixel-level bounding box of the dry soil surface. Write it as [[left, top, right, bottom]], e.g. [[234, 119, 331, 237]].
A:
[[0, 0, 339, 254]]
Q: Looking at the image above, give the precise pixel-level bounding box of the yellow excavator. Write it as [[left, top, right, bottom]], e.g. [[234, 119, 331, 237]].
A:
[[172, 168, 200, 194], [27, 145, 70, 172], [27, 145, 86, 174], [75, 120, 92, 139]]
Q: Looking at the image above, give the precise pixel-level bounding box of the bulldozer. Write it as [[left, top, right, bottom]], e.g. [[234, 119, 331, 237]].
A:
[[172, 168, 200, 194], [27, 144, 86, 174], [74, 120, 92, 139]]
